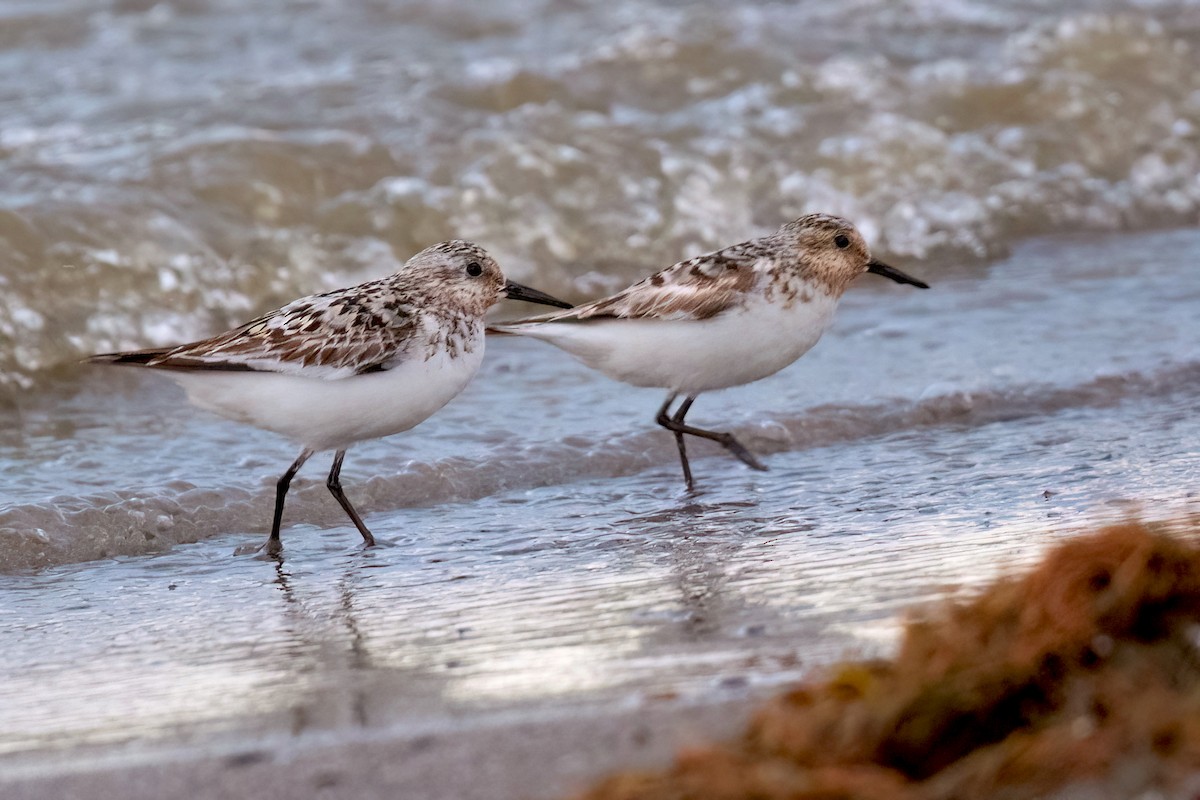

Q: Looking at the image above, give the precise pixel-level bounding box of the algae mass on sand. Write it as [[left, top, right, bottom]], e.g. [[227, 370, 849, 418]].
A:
[[575, 521, 1200, 800]]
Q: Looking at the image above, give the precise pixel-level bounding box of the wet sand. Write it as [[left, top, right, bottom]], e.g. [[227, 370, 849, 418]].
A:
[[1, 701, 755, 800], [9, 521, 1200, 800]]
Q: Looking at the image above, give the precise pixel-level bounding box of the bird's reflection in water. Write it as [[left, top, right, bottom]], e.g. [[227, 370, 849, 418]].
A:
[[266, 548, 378, 733], [616, 493, 769, 641]]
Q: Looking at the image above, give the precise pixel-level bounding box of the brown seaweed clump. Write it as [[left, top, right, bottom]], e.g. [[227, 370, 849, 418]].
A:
[[575, 522, 1200, 800]]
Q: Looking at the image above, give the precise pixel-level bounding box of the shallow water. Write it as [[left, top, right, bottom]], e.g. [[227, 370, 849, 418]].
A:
[[2, 0, 1200, 777]]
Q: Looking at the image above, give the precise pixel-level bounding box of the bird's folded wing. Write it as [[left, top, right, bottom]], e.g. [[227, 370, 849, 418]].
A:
[[497, 241, 769, 327], [88, 292, 420, 379]]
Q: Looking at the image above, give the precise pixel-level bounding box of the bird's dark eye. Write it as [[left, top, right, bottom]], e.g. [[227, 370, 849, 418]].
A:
[[834, 234, 851, 249], [466, 261, 483, 277]]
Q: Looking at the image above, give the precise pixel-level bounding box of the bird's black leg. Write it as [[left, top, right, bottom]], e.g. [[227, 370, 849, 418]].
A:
[[326, 450, 376, 547], [265, 449, 313, 556], [655, 394, 694, 491], [659, 396, 768, 474]]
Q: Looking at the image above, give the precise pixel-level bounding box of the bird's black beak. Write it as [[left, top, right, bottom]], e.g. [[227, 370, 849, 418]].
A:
[[867, 260, 929, 289], [504, 280, 574, 309]]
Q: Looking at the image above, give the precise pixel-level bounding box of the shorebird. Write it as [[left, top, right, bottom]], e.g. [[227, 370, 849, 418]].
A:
[[88, 240, 571, 554], [489, 214, 928, 491]]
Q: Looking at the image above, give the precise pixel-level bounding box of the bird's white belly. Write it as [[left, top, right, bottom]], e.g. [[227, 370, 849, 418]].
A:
[[169, 344, 485, 452], [512, 293, 839, 395]]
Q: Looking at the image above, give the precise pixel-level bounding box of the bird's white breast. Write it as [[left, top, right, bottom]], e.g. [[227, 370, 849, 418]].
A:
[[503, 291, 840, 395], [169, 319, 486, 452]]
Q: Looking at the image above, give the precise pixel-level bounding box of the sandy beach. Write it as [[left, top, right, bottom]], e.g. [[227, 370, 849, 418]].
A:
[[2, 701, 756, 800]]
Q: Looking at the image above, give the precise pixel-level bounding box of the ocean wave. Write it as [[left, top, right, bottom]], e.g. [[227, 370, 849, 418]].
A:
[[1, 3, 1198, 393]]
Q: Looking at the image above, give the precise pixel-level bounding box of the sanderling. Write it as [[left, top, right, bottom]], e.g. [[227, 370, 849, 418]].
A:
[[88, 240, 571, 555], [489, 214, 928, 491]]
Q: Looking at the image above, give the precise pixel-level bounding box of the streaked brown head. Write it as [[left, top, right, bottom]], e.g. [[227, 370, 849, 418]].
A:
[[777, 214, 928, 293], [401, 240, 570, 317]]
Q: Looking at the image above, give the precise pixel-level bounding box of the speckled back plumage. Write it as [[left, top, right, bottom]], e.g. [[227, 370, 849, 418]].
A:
[[504, 214, 873, 325], [89, 240, 503, 379]]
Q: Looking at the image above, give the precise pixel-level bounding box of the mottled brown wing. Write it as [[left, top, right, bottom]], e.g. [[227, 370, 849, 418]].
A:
[[89, 287, 420, 379], [514, 239, 771, 324]]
